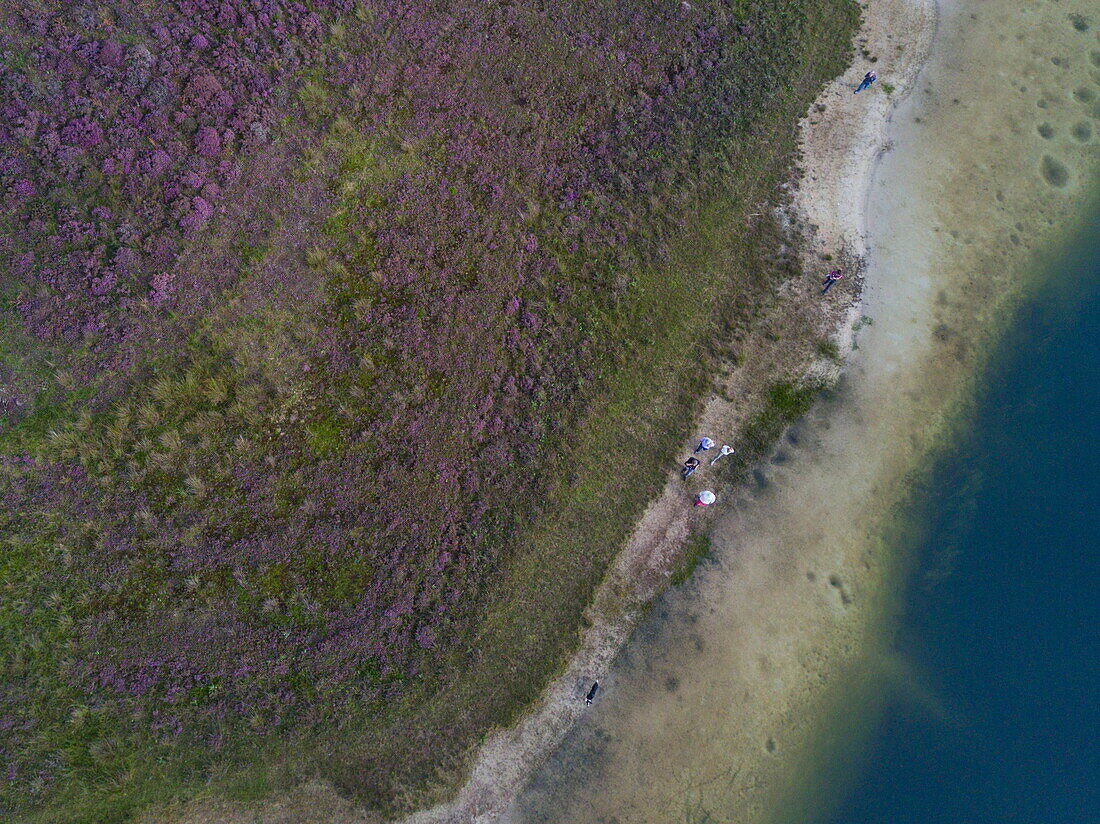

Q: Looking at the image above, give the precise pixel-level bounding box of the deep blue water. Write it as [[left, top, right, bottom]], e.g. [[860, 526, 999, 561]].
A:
[[826, 221, 1100, 823]]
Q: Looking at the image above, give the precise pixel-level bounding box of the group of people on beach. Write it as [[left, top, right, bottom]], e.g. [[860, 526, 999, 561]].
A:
[[678, 70, 878, 511], [811, 71, 876, 295], [681, 437, 733, 507], [684, 274, 850, 507]]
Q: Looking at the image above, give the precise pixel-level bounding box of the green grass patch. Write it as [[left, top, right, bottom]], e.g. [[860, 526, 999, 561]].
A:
[[0, 385, 96, 454], [670, 531, 712, 587], [305, 415, 343, 457], [767, 380, 818, 418], [817, 338, 842, 360], [238, 239, 269, 264]]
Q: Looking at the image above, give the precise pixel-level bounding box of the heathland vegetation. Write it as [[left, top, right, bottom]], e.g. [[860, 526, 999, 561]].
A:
[[0, 1, 856, 820]]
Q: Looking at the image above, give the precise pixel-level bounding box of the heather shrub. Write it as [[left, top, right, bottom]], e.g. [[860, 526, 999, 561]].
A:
[[0, 0, 334, 354], [0, 0, 858, 817]]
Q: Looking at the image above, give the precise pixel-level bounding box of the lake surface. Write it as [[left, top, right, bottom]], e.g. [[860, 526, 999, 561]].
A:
[[822, 211, 1100, 824]]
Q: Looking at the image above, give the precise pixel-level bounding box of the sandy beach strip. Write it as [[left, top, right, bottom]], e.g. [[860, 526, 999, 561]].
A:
[[389, 3, 939, 823]]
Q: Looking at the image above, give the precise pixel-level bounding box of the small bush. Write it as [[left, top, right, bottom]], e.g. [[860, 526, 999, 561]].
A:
[[817, 338, 841, 360], [766, 381, 818, 418]]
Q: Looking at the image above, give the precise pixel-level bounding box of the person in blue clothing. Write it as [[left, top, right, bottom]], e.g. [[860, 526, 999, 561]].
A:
[[694, 436, 716, 454], [854, 70, 877, 93]]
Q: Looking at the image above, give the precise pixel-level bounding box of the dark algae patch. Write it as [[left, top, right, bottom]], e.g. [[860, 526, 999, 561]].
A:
[[0, 0, 859, 820], [1041, 155, 1071, 188]]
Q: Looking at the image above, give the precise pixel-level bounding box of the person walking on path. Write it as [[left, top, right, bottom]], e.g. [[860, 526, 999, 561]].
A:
[[694, 436, 716, 454], [694, 490, 716, 507], [709, 444, 734, 466], [821, 269, 843, 294], [585, 680, 599, 705], [854, 70, 876, 93], [681, 456, 701, 478]]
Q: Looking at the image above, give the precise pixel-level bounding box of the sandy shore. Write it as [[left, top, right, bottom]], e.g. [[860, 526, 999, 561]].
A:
[[389, 3, 938, 823]]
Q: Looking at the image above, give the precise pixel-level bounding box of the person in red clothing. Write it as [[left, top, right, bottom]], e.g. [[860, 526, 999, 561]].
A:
[[821, 269, 843, 294], [694, 490, 716, 507]]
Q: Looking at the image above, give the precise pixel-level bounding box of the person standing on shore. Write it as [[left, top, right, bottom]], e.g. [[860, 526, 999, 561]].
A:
[[584, 680, 599, 705], [854, 70, 876, 93], [694, 490, 716, 507], [694, 437, 715, 454], [709, 444, 734, 466], [821, 269, 843, 294], [681, 457, 701, 478]]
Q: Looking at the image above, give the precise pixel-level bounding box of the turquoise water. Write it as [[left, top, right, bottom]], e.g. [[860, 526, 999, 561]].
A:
[[824, 216, 1100, 824]]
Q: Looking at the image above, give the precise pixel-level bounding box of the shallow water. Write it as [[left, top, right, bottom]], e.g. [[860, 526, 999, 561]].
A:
[[507, 0, 1100, 821]]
